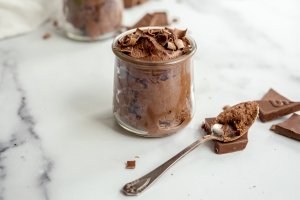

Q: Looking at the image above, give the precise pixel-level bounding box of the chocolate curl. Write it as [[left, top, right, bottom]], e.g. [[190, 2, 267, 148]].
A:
[[173, 28, 187, 39], [182, 46, 191, 54], [166, 42, 176, 50], [120, 46, 133, 54], [121, 29, 143, 47], [156, 33, 168, 46], [135, 28, 144, 36], [123, 36, 138, 46], [147, 28, 161, 36], [164, 27, 174, 34], [174, 39, 184, 49]]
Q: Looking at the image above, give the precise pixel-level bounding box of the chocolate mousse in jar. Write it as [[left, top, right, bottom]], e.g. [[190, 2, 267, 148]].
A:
[[62, 0, 123, 41], [112, 27, 197, 137]]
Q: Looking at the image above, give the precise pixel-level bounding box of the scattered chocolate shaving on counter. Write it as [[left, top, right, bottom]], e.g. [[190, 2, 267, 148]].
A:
[[257, 88, 300, 122], [202, 118, 249, 154], [124, 0, 147, 8], [126, 160, 136, 169], [270, 113, 300, 141], [172, 17, 179, 23], [42, 33, 51, 40], [131, 12, 169, 29], [53, 20, 59, 27]]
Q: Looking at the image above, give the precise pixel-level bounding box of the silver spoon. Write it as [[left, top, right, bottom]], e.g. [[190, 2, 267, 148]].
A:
[[122, 124, 241, 196], [122, 101, 259, 196]]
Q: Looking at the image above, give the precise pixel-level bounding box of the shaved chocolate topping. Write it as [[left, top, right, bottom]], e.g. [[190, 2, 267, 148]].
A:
[[115, 27, 191, 61]]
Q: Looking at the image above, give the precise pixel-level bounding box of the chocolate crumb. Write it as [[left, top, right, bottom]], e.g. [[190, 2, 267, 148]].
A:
[[42, 33, 51, 40], [223, 105, 231, 110], [126, 160, 136, 169], [53, 20, 58, 27], [172, 17, 179, 23]]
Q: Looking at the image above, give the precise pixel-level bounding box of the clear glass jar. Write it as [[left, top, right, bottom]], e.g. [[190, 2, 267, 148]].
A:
[[112, 27, 197, 137], [62, 0, 123, 41]]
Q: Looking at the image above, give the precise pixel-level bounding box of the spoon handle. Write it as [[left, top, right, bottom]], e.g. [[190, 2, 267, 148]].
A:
[[122, 136, 213, 196]]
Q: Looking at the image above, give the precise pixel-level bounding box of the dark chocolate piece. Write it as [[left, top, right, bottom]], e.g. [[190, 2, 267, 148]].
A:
[[131, 12, 169, 29], [258, 89, 300, 122], [270, 113, 300, 141], [126, 160, 136, 169], [202, 118, 248, 154], [124, 0, 147, 8], [42, 33, 51, 40]]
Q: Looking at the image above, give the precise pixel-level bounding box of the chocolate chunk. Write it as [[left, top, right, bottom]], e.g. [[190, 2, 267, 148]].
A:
[[202, 118, 248, 154], [131, 12, 169, 29], [124, 0, 147, 8], [126, 160, 136, 169], [258, 89, 300, 122], [270, 113, 300, 141], [42, 33, 51, 40]]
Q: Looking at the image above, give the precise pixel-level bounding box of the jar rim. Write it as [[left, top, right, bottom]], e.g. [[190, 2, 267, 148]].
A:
[[111, 26, 197, 66]]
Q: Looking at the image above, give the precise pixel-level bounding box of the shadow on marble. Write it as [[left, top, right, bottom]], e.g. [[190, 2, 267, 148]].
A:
[[92, 111, 164, 140]]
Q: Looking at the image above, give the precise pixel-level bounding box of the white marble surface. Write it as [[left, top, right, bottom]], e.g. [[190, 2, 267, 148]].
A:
[[1, 0, 300, 199]]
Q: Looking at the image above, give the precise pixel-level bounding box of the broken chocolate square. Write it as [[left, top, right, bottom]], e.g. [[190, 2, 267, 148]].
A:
[[131, 12, 169, 29], [202, 118, 248, 154], [126, 160, 136, 169], [124, 0, 147, 8], [270, 113, 300, 141], [258, 89, 300, 122]]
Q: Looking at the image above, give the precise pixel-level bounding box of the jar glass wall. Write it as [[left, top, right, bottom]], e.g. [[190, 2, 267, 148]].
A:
[[112, 27, 197, 137]]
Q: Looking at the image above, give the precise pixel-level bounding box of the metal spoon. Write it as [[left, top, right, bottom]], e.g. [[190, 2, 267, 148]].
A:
[[122, 101, 259, 196], [122, 124, 243, 196]]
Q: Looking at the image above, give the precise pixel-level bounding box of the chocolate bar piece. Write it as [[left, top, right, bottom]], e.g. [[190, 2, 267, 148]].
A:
[[258, 89, 300, 122], [202, 118, 248, 154], [270, 113, 300, 141], [124, 0, 147, 8], [131, 12, 169, 29], [126, 160, 136, 169]]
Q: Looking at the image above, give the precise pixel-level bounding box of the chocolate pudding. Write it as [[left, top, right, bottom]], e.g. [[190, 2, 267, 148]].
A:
[[63, 0, 123, 40], [112, 27, 196, 137]]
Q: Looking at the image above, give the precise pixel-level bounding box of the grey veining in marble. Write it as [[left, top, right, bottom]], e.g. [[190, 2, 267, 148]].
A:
[[0, 50, 53, 200]]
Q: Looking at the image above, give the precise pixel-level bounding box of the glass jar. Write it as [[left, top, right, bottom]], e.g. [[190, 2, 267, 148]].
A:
[[62, 0, 123, 41], [112, 27, 197, 137]]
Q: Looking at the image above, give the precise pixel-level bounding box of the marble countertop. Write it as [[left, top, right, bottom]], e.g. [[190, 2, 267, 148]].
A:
[[1, 0, 300, 199]]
